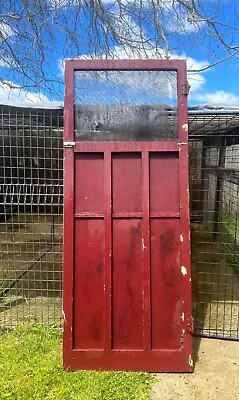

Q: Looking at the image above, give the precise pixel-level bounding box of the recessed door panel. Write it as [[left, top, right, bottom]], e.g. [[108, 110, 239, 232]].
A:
[[73, 218, 105, 350], [75, 153, 104, 214], [112, 153, 142, 214], [150, 152, 179, 213], [151, 218, 181, 350], [112, 218, 144, 350]]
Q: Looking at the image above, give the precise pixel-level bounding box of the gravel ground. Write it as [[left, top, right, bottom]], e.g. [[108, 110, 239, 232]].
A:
[[151, 337, 239, 400]]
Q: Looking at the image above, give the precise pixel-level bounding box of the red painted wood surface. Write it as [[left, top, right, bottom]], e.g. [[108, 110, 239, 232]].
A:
[[150, 152, 179, 213], [75, 153, 104, 214], [63, 60, 193, 372], [74, 218, 105, 350], [112, 218, 143, 350], [151, 218, 181, 349]]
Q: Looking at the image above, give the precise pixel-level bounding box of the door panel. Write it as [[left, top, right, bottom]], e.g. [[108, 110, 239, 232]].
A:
[[151, 218, 181, 350], [112, 153, 142, 214], [112, 218, 143, 350], [75, 153, 104, 214], [150, 152, 179, 213], [73, 218, 105, 350]]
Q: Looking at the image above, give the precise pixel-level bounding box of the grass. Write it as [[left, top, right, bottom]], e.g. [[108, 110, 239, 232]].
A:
[[0, 325, 155, 400], [221, 214, 239, 241]]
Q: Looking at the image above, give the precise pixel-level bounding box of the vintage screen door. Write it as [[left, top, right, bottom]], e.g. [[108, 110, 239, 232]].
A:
[[63, 60, 193, 372]]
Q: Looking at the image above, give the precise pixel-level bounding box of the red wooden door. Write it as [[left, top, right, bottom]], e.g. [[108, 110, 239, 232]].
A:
[[63, 60, 193, 372]]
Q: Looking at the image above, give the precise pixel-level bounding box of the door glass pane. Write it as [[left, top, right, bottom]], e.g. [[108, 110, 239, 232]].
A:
[[74, 70, 177, 141]]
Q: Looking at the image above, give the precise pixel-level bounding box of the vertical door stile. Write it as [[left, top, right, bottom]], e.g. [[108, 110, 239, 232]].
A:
[[63, 146, 74, 355], [178, 142, 192, 357], [177, 62, 193, 361], [142, 150, 151, 351], [104, 150, 112, 351], [63, 62, 74, 359]]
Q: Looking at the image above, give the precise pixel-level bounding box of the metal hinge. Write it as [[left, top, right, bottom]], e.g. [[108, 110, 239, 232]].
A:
[[64, 141, 75, 148], [182, 81, 190, 96], [186, 317, 194, 333]]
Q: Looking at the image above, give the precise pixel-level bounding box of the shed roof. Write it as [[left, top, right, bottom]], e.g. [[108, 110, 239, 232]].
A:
[[188, 105, 239, 139]]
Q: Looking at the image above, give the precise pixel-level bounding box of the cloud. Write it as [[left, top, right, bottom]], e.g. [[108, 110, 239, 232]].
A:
[[0, 22, 15, 40], [48, 0, 77, 8], [185, 57, 209, 95], [163, 4, 204, 35], [100, 0, 204, 34], [49, 0, 204, 38], [192, 90, 239, 106], [111, 13, 147, 44], [0, 22, 16, 67], [0, 80, 62, 108], [59, 47, 208, 95]]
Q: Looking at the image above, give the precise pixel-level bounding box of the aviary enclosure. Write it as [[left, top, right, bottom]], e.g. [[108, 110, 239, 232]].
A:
[[0, 102, 238, 342]]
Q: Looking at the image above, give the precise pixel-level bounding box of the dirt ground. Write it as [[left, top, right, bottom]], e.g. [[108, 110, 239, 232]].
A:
[[0, 214, 62, 327], [151, 337, 239, 400]]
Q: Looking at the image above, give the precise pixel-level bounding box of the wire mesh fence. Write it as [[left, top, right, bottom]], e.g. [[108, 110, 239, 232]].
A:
[[0, 104, 238, 341], [0, 105, 63, 328], [189, 110, 239, 340]]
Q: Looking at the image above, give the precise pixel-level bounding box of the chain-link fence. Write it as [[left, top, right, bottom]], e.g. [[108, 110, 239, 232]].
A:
[[0, 104, 238, 341]]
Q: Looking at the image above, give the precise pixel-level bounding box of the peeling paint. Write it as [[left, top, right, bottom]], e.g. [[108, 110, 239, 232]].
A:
[[181, 312, 185, 322], [188, 355, 193, 367], [178, 142, 187, 146], [182, 123, 188, 132], [178, 142, 187, 151], [180, 234, 184, 242], [142, 238, 145, 250], [189, 277, 192, 282], [64, 141, 75, 148], [62, 310, 66, 323], [180, 329, 185, 344], [181, 266, 187, 275]]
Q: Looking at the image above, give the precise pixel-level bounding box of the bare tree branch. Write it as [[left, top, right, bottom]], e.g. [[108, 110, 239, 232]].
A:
[[0, 0, 238, 97]]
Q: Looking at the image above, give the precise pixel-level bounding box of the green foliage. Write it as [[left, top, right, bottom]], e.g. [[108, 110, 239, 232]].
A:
[[221, 214, 239, 241], [0, 325, 155, 400]]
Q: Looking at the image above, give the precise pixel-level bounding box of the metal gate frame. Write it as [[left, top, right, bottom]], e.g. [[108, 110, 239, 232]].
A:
[[63, 60, 192, 372]]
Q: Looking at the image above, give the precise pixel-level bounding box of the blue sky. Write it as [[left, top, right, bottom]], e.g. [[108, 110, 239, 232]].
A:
[[0, 0, 239, 107]]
